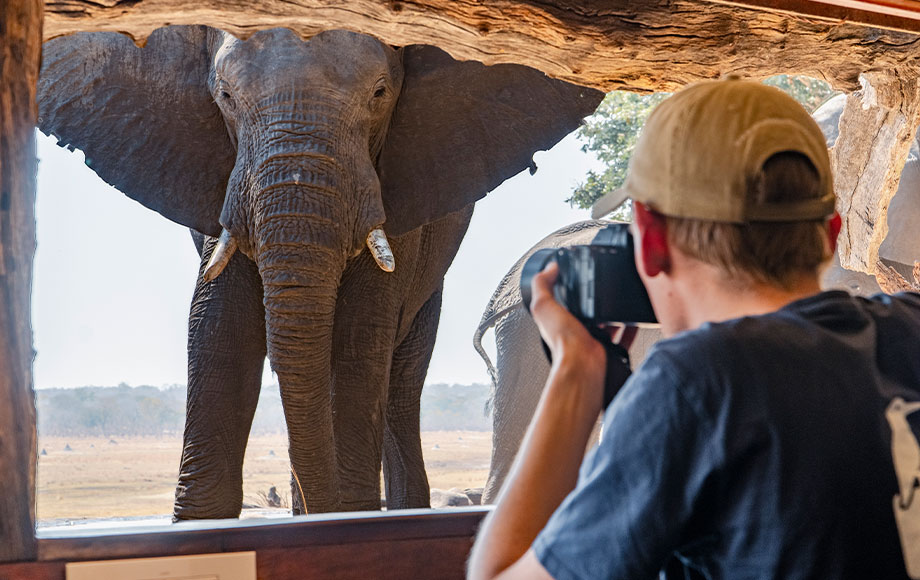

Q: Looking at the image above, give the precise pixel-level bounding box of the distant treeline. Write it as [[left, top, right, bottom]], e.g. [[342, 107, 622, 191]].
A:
[[420, 383, 491, 432], [36, 382, 491, 437]]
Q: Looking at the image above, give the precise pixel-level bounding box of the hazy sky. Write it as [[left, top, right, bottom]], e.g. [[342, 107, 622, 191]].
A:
[[33, 129, 601, 389]]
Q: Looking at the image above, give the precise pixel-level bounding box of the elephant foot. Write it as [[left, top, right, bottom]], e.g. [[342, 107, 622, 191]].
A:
[[384, 489, 431, 511], [340, 498, 383, 512], [174, 466, 244, 521], [173, 498, 243, 521]]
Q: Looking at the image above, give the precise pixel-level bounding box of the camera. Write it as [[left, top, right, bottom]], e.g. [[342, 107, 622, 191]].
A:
[[520, 222, 657, 328], [520, 223, 657, 407]]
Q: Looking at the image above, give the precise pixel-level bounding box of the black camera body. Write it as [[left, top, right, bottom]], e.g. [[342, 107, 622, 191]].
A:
[[520, 223, 657, 328], [519, 223, 657, 407]]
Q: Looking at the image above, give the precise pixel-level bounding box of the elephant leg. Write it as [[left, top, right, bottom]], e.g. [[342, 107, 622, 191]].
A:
[[174, 234, 266, 520], [382, 289, 441, 510], [481, 307, 549, 504], [330, 260, 402, 511]]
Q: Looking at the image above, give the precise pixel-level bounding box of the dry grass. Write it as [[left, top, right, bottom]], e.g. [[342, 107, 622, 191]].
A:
[[36, 431, 491, 523]]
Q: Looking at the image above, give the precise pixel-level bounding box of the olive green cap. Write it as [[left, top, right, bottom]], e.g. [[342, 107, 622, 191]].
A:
[[591, 78, 836, 223]]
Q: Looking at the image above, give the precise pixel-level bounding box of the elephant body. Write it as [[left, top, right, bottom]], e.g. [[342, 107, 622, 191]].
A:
[[38, 26, 603, 516], [178, 205, 473, 515], [477, 93, 920, 504]]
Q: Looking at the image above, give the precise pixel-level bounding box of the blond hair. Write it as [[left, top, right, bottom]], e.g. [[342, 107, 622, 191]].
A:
[[664, 153, 832, 289]]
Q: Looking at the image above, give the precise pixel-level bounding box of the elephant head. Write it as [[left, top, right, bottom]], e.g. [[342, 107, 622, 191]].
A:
[[37, 26, 603, 512]]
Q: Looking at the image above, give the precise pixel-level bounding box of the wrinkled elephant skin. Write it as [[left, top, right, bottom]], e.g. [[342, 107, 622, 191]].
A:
[[37, 26, 604, 516]]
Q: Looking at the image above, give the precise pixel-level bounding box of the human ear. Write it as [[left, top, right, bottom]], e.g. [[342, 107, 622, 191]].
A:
[[633, 201, 671, 278], [827, 211, 842, 255]]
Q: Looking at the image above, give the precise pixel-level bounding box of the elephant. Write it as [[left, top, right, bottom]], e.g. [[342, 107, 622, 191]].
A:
[[37, 25, 604, 517], [475, 94, 920, 505]]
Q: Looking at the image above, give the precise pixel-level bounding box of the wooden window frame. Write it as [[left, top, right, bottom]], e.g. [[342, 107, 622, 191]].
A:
[[4, 1, 920, 577]]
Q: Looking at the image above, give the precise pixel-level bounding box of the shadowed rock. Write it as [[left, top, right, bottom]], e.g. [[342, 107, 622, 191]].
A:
[[430, 488, 472, 508]]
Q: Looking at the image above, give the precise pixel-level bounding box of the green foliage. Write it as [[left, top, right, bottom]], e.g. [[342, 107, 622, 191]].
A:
[[763, 75, 838, 113], [571, 76, 840, 216], [567, 92, 668, 216], [38, 385, 185, 437]]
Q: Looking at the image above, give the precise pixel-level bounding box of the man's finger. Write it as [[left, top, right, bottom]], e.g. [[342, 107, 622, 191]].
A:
[[532, 261, 558, 293], [529, 262, 560, 311], [529, 262, 581, 345]]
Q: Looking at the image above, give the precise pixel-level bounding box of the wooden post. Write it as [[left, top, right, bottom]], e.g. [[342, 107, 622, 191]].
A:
[[0, 0, 42, 563], [831, 70, 920, 276]]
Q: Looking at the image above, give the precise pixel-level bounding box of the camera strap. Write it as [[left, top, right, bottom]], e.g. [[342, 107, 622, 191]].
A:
[[593, 330, 632, 409], [538, 330, 632, 410]]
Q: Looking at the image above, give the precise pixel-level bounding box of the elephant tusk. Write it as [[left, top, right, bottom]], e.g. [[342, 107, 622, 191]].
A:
[[366, 227, 395, 272], [203, 229, 238, 283]]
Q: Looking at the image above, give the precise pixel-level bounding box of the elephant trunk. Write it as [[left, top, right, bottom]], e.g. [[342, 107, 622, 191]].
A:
[[251, 154, 353, 514], [260, 241, 343, 513]]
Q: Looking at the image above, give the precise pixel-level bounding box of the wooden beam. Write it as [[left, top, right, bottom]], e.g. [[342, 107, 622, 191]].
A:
[[0, 508, 489, 579], [42, 1, 920, 93], [0, 0, 42, 565], [717, 0, 920, 33]]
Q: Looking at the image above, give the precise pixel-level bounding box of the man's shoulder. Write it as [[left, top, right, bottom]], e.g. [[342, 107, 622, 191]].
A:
[[655, 290, 920, 355], [644, 310, 792, 374], [864, 290, 920, 318], [633, 291, 881, 390], [632, 289, 920, 402]]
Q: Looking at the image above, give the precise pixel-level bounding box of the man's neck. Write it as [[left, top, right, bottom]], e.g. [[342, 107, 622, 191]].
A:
[[658, 258, 823, 337]]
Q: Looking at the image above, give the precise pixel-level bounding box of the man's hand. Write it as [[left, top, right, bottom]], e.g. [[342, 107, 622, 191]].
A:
[[529, 262, 607, 402], [529, 262, 605, 359], [532, 262, 635, 409]]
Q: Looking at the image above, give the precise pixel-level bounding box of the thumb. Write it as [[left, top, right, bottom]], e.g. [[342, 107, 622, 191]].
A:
[[530, 261, 560, 312]]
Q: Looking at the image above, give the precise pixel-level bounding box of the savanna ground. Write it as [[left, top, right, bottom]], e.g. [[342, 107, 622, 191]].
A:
[[36, 431, 491, 524]]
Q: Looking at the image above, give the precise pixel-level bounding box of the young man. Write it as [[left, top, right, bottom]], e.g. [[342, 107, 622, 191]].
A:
[[467, 78, 920, 579]]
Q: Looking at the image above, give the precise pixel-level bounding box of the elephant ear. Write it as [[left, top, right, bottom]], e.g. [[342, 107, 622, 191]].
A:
[[38, 25, 233, 237], [377, 46, 604, 236]]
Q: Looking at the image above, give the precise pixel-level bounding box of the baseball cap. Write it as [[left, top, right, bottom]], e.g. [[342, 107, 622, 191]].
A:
[[591, 78, 836, 223]]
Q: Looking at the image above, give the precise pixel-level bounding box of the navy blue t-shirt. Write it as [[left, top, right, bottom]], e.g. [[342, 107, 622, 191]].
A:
[[533, 291, 920, 579]]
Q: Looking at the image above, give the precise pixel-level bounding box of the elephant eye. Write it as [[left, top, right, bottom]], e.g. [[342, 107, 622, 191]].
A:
[[371, 80, 389, 102], [218, 89, 236, 110]]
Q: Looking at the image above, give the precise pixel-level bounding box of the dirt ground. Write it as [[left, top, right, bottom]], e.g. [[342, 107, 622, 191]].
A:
[[36, 431, 491, 523]]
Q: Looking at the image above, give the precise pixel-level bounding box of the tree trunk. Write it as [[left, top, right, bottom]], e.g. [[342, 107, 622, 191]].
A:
[[0, 0, 42, 564], [832, 71, 920, 275]]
